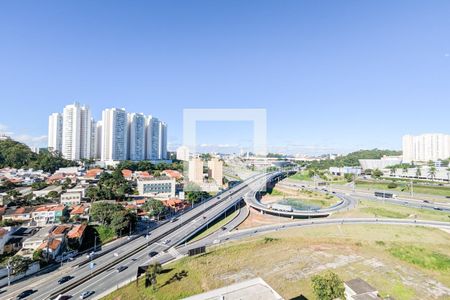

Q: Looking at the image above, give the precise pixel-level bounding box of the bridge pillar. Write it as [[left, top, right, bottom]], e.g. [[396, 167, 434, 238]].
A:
[[260, 210, 264, 215], [291, 215, 293, 220]]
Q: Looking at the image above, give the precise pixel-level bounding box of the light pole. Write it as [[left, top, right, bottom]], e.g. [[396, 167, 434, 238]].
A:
[[7, 258, 11, 286]]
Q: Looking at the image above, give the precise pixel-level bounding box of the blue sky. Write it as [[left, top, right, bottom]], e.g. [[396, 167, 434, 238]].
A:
[[0, 1, 449, 154]]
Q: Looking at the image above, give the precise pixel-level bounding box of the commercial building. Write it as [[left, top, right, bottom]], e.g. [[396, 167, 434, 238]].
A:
[[60, 191, 82, 206], [137, 177, 176, 198], [329, 167, 362, 176], [188, 158, 204, 184], [128, 113, 146, 161], [208, 157, 223, 185], [402, 133, 450, 163], [48, 113, 63, 153], [101, 108, 128, 161], [359, 156, 403, 170]]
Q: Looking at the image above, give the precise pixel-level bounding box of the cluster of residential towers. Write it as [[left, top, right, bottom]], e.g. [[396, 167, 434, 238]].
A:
[[48, 103, 167, 161]]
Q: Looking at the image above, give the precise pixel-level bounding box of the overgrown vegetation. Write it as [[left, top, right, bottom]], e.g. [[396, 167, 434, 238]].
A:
[[388, 245, 450, 271], [0, 138, 76, 172]]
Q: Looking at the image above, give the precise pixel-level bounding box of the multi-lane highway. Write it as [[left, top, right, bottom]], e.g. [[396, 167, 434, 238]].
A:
[[1, 172, 276, 300]]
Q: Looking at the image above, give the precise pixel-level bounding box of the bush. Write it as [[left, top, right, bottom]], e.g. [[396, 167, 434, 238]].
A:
[[387, 182, 398, 189]]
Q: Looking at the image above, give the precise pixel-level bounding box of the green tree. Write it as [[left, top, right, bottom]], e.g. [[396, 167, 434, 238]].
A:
[[7, 255, 32, 276], [428, 166, 437, 181], [48, 191, 59, 199], [6, 189, 21, 200], [311, 271, 345, 300], [143, 199, 167, 220], [416, 166, 422, 177], [90, 202, 123, 225], [372, 169, 383, 179], [146, 262, 162, 290]]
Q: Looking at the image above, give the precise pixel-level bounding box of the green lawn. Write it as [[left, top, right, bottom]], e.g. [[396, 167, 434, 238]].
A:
[[355, 180, 450, 197], [188, 210, 239, 243], [388, 245, 450, 271], [332, 199, 450, 222], [288, 172, 312, 181]]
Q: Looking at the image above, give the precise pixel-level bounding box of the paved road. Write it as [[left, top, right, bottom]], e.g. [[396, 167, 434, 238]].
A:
[[283, 179, 450, 212], [1, 172, 275, 300]]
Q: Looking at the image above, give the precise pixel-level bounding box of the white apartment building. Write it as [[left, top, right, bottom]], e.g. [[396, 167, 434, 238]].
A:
[[145, 116, 160, 160], [101, 108, 128, 161], [137, 177, 176, 198], [176, 146, 190, 161], [158, 121, 168, 160], [402, 133, 450, 163], [48, 113, 63, 153], [128, 113, 146, 161], [61, 103, 92, 160]]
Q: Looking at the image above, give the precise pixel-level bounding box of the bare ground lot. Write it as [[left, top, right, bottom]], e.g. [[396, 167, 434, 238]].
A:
[[104, 224, 450, 300]]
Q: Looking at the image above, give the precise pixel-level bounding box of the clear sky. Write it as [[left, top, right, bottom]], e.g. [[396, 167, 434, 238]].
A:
[[0, 1, 449, 154]]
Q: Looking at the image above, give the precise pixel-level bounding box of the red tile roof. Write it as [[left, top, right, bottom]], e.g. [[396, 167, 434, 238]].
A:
[[52, 225, 70, 235], [70, 205, 87, 215], [38, 239, 61, 251], [162, 170, 182, 179], [67, 224, 87, 239], [121, 169, 133, 178], [86, 168, 103, 178]]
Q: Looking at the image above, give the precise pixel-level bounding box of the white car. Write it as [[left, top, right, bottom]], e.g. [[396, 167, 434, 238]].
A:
[[80, 291, 92, 299], [162, 239, 170, 245]]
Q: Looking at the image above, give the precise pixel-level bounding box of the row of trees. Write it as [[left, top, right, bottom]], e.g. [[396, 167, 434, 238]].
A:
[[0, 138, 76, 173], [115, 160, 183, 173]]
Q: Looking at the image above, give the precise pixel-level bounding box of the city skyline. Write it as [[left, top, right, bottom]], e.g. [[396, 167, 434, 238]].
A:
[[1, 1, 450, 154]]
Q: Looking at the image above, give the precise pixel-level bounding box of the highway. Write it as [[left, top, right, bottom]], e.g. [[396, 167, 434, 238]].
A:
[[281, 179, 450, 212], [1, 172, 276, 300]]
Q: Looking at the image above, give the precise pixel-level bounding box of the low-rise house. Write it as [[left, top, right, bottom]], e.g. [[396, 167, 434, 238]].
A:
[[38, 238, 63, 260], [32, 205, 67, 225], [121, 169, 133, 180], [85, 168, 104, 180], [2, 207, 33, 223], [67, 224, 87, 245], [134, 171, 152, 179], [161, 198, 188, 212], [162, 170, 183, 180], [345, 278, 380, 300], [33, 185, 62, 198], [60, 191, 82, 206], [20, 226, 53, 256], [70, 204, 90, 221], [0, 226, 18, 254]]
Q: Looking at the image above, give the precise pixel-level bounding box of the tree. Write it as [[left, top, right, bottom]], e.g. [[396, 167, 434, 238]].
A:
[[7, 255, 32, 276], [389, 166, 397, 176], [416, 166, 422, 177], [143, 199, 167, 220], [344, 173, 354, 183], [90, 202, 123, 225], [311, 271, 345, 300], [372, 169, 383, 179], [47, 191, 59, 199], [146, 262, 162, 290], [428, 166, 437, 181], [6, 189, 21, 200]]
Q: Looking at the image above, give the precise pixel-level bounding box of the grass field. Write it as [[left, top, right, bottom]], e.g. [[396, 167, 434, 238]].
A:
[[288, 171, 312, 181], [332, 199, 450, 222], [188, 210, 239, 243], [266, 187, 339, 209], [355, 180, 450, 197], [103, 225, 450, 300]]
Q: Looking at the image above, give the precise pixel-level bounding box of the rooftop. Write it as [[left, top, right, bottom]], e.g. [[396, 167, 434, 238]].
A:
[[345, 278, 378, 295], [67, 224, 87, 239], [183, 277, 284, 300]]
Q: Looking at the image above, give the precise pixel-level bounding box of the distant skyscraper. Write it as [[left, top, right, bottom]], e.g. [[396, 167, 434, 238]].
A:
[[101, 108, 128, 161], [61, 103, 92, 160], [402, 133, 450, 163], [158, 121, 168, 160], [89, 118, 96, 159], [95, 121, 103, 159], [145, 116, 160, 160], [79, 106, 92, 159], [48, 112, 63, 153], [128, 113, 146, 161]]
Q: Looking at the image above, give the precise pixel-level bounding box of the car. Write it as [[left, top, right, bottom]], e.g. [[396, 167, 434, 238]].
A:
[[55, 295, 72, 300], [434, 207, 443, 211], [423, 200, 430, 203], [148, 251, 158, 257], [79, 291, 93, 299], [16, 290, 35, 299], [170, 218, 178, 223], [58, 276, 73, 284], [116, 266, 128, 272], [162, 239, 170, 244], [221, 226, 227, 230]]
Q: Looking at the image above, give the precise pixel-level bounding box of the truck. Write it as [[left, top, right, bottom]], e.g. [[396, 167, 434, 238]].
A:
[[374, 191, 396, 199]]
